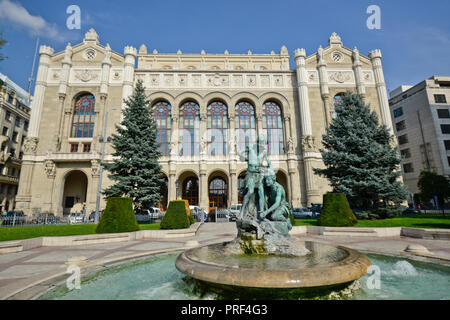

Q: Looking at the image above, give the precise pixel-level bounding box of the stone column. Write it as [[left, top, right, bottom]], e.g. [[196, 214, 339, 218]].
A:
[[369, 49, 394, 135], [121, 46, 137, 122], [353, 47, 366, 99], [228, 112, 238, 205], [317, 46, 331, 127], [199, 169, 208, 210], [294, 48, 320, 206], [28, 45, 53, 138], [168, 172, 176, 202], [56, 43, 72, 151]]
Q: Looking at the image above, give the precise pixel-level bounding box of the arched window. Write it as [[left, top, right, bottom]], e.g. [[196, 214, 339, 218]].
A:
[[263, 101, 284, 155], [182, 177, 199, 206], [207, 102, 228, 156], [332, 93, 345, 119], [153, 101, 171, 156], [209, 177, 228, 209], [179, 101, 200, 156], [235, 102, 256, 154], [71, 94, 95, 138]]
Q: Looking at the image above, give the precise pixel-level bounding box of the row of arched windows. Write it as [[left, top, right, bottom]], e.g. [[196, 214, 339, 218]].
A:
[[70, 92, 346, 154], [153, 100, 286, 156]]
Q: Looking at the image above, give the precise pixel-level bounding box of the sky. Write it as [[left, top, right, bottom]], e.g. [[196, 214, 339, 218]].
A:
[[0, 0, 449, 96]]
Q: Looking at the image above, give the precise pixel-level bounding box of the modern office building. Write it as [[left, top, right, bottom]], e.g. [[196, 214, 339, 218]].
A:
[[389, 76, 450, 203], [0, 73, 31, 212], [15, 29, 394, 216]]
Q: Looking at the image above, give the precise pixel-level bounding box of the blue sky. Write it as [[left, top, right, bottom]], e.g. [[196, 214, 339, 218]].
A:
[[0, 0, 449, 95]]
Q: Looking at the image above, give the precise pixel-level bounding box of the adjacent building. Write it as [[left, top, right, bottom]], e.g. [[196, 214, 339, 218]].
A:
[[389, 76, 450, 203], [15, 29, 394, 216], [0, 73, 31, 212]]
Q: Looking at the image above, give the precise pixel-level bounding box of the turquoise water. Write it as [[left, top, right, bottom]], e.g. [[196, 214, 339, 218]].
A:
[[40, 252, 450, 300]]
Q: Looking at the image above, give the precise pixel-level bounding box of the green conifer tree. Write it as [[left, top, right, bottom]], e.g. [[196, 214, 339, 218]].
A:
[[103, 80, 164, 212], [314, 92, 408, 217]]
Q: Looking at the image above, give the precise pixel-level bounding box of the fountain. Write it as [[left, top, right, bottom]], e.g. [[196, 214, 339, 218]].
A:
[[175, 136, 371, 298]]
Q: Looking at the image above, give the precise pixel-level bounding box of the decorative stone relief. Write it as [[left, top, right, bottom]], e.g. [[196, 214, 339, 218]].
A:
[[91, 160, 100, 177], [83, 48, 97, 61], [308, 71, 317, 81], [192, 74, 201, 86], [301, 135, 317, 152], [52, 71, 60, 80], [151, 75, 159, 86], [286, 137, 294, 154], [331, 51, 344, 63], [74, 69, 99, 82], [363, 71, 372, 82], [23, 137, 39, 155], [329, 71, 352, 83], [260, 75, 270, 87], [178, 74, 187, 86], [233, 75, 243, 87], [247, 75, 256, 87], [44, 160, 56, 179], [164, 74, 174, 86], [112, 70, 122, 80], [274, 75, 283, 87]]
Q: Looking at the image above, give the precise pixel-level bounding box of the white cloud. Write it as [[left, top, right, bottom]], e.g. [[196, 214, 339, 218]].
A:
[[0, 0, 66, 41]]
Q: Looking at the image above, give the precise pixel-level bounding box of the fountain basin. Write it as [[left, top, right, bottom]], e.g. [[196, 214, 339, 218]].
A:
[[175, 241, 371, 291]]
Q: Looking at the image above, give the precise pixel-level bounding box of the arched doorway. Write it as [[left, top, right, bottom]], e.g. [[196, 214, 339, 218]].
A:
[[159, 175, 168, 210], [62, 170, 88, 215], [276, 171, 289, 203], [182, 176, 199, 206], [209, 176, 228, 210]]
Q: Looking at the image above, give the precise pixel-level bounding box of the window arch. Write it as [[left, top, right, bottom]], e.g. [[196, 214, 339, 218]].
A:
[[209, 177, 228, 209], [332, 93, 346, 118], [153, 101, 171, 155], [263, 101, 285, 155], [207, 101, 228, 156], [235, 101, 256, 154], [71, 94, 95, 138], [179, 101, 200, 156]]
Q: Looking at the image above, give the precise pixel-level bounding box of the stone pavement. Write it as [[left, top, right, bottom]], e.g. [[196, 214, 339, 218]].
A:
[[0, 222, 449, 299]]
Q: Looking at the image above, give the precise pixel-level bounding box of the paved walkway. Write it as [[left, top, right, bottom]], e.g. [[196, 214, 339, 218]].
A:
[[0, 223, 449, 299]]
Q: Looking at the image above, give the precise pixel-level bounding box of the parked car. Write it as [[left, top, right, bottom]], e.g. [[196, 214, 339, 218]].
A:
[[69, 212, 84, 224], [189, 206, 206, 221], [208, 209, 231, 222], [146, 207, 162, 219], [1, 211, 26, 226], [88, 211, 103, 222], [32, 213, 58, 225], [228, 204, 242, 216], [292, 208, 315, 219], [402, 208, 421, 215]]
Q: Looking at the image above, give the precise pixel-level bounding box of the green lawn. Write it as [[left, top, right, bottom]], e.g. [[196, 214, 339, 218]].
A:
[[0, 222, 161, 242], [294, 214, 450, 229]]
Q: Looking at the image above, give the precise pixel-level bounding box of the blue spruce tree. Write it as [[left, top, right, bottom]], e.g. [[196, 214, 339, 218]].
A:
[[314, 92, 408, 218], [104, 80, 164, 212]]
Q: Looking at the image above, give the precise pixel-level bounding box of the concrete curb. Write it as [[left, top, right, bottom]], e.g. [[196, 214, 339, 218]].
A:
[[0, 222, 203, 255], [290, 225, 450, 239]]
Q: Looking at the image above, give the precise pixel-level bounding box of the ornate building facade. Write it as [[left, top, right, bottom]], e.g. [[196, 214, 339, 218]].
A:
[[15, 29, 394, 216]]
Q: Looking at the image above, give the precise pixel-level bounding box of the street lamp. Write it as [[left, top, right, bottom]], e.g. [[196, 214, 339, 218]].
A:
[[94, 108, 118, 224]]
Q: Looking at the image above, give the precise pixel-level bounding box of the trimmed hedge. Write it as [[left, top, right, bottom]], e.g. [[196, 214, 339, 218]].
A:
[[95, 197, 140, 234], [318, 193, 357, 227], [161, 200, 192, 229]]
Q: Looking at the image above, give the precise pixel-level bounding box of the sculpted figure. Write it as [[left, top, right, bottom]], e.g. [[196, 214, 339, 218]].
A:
[[260, 173, 292, 231], [238, 135, 272, 220]]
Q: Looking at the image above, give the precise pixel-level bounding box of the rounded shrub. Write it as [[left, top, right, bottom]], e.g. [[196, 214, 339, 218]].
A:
[[96, 197, 140, 234], [161, 200, 191, 229], [318, 193, 357, 227]]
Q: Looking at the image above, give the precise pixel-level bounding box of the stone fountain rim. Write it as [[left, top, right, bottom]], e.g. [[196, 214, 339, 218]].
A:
[[175, 241, 371, 289]]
